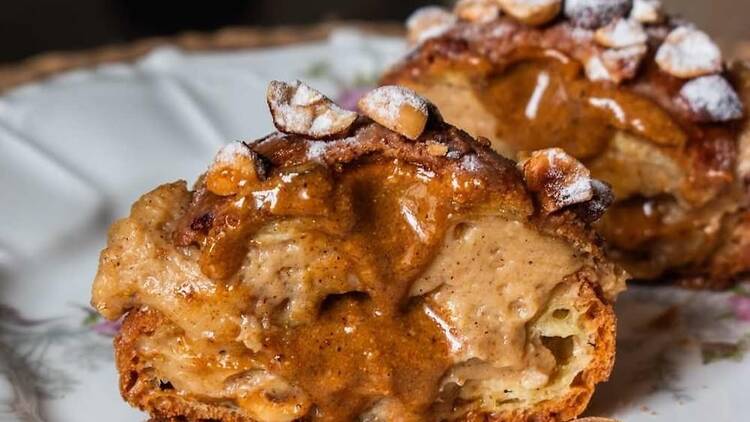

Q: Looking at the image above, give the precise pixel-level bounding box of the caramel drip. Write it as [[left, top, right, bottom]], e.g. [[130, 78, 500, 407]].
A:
[[171, 159, 494, 419]]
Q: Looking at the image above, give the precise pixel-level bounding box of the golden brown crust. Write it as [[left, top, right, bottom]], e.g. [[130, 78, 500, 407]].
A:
[[115, 279, 616, 422], [116, 308, 248, 422], [480, 282, 616, 422]]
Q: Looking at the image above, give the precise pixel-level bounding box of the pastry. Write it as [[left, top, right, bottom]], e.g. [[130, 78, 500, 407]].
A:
[[382, 0, 750, 287], [91, 81, 625, 421]]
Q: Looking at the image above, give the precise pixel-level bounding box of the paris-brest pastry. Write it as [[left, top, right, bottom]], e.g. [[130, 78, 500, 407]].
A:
[[383, 0, 750, 287], [91, 81, 625, 421]]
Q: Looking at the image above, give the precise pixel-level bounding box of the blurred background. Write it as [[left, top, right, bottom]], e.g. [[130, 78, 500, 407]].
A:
[[0, 0, 748, 64]]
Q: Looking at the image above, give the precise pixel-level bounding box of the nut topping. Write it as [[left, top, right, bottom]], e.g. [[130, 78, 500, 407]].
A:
[[358, 86, 430, 140], [426, 142, 449, 156], [594, 18, 647, 48], [585, 44, 647, 83], [406, 6, 457, 45], [267, 80, 357, 139], [630, 0, 663, 24], [564, 0, 632, 29], [678, 75, 744, 122], [573, 179, 614, 223], [520, 148, 597, 214], [206, 143, 267, 196], [454, 0, 502, 24], [655, 26, 722, 78], [497, 0, 561, 26]]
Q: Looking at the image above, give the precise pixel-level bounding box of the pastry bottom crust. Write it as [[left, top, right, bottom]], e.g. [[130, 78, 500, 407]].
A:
[[114, 279, 616, 422]]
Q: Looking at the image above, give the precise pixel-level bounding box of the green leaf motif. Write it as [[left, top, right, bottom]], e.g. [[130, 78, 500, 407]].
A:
[[701, 334, 750, 364]]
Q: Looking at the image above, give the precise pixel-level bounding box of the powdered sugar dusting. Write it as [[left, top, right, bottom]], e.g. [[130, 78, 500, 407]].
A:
[[460, 154, 484, 172], [595, 18, 647, 48], [306, 137, 360, 162], [586, 43, 647, 83], [600, 44, 648, 82], [521, 148, 596, 213], [580, 179, 613, 222], [543, 149, 594, 206], [290, 82, 324, 106], [655, 26, 722, 78], [212, 142, 252, 167], [306, 140, 331, 162], [679, 75, 744, 122], [563, 0, 632, 29], [630, 0, 662, 23], [557, 172, 594, 204], [358, 86, 429, 139], [359, 86, 428, 123], [406, 6, 457, 44], [585, 55, 613, 82], [489, 21, 516, 38]]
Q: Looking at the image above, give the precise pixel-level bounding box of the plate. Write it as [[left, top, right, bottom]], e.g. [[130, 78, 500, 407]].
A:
[[0, 29, 748, 422]]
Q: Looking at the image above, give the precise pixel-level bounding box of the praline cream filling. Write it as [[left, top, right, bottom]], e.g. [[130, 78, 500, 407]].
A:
[[413, 217, 596, 417], [95, 183, 602, 420]]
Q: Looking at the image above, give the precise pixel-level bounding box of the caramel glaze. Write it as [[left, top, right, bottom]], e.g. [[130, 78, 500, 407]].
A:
[[480, 54, 740, 254], [382, 17, 745, 278], [170, 120, 538, 420]]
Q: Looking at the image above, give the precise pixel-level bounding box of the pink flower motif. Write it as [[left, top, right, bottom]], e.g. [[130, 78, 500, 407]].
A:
[[730, 295, 750, 322], [336, 87, 372, 111]]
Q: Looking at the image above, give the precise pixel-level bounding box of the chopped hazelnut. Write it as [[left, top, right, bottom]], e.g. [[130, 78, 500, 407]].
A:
[[497, 0, 561, 26], [564, 0, 632, 29], [585, 44, 647, 83], [594, 18, 647, 48], [206, 143, 267, 196], [454, 0, 502, 24], [406, 6, 457, 45], [358, 86, 430, 140], [655, 26, 722, 78], [678, 75, 744, 122], [630, 0, 663, 24], [427, 142, 449, 156], [266, 80, 357, 139], [519, 148, 597, 214]]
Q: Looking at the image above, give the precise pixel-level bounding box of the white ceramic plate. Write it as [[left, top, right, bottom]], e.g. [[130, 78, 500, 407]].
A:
[[0, 29, 748, 422]]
